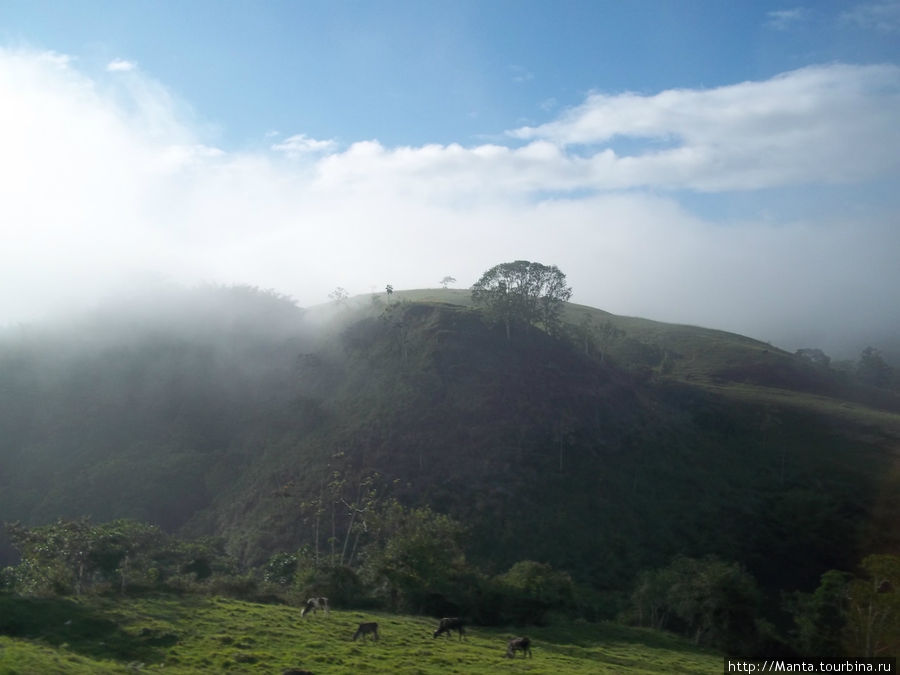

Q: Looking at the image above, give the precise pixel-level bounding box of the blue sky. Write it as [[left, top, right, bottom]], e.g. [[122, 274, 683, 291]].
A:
[[4, 1, 898, 147], [1, 1, 899, 355]]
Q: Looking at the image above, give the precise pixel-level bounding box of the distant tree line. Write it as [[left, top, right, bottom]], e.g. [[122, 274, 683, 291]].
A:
[[627, 553, 900, 658], [5, 514, 898, 658], [2, 518, 233, 598], [796, 345, 898, 389]]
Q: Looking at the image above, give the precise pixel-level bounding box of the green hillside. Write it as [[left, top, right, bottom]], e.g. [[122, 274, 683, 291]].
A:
[[2, 285, 899, 602]]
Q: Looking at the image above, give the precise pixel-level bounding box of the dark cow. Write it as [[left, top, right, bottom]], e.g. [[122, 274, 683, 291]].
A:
[[301, 596, 329, 617], [432, 617, 466, 641], [506, 636, 532, 658], [353, 622, 379, 641]]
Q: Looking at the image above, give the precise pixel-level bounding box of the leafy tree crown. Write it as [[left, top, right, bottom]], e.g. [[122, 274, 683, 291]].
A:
[[471, 260, 572, 337]]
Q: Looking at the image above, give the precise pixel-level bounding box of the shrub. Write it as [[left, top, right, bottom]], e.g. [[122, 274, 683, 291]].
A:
[[628, 555, 761, 655], [493, 560, 575, 625]]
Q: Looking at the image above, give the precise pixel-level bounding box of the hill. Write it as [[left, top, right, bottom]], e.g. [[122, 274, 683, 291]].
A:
[[1, 285, 899, 600]]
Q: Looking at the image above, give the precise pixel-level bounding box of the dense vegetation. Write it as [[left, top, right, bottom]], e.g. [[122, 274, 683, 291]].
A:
[[2, 282, 900, 663]]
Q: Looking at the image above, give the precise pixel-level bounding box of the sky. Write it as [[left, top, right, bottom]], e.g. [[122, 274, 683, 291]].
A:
[[1, 0, 899, 356]]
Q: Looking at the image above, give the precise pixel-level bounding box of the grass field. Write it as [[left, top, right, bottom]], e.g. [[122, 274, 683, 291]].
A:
[[0, 594, 722, 674]]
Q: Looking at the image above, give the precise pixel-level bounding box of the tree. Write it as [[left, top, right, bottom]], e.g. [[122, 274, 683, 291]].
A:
[[359, 500, 468, 614], [845, 554, 900, 657], [440, 275, 456, 289], [299, 469, 382, 571], [629, 556, 761, 655], [471, 260, 572, 339], [631, 565, 677, 630], [494, 560, 574, 624], [858, 347, 894, 389], [6, 518, 173, 595], [329, 287, 349, 303], [790, 569, 850, 657], [263, 552, 299, 586], [6, 518, 97, 595], [5, 518, 233, 596], [575, 313, 596, 356], [796, 348, 831, 368], [595, 320, 625, 364]]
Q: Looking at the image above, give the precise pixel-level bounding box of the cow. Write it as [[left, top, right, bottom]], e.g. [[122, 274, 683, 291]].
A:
[[301, 596, 329, 617], [353, 622, 379, 641], [432, 617, 466, 641], [506, 636, 532, 658]]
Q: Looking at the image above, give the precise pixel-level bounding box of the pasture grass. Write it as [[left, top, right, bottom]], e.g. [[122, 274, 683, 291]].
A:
[[0, 594, 721, 673], [699, 381, 900, 437]]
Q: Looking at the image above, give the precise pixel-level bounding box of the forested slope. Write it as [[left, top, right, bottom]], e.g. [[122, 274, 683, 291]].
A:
[[2, 286, 899, 599]]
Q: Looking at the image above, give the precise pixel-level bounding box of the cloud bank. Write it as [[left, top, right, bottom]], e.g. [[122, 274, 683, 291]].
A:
[[1, 47, 898, 356], [510, 64, 900, 191]]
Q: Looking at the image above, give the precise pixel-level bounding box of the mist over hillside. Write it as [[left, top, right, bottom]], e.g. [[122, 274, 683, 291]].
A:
[[3, 8, 900, 665], [1, 284, 899, 600]]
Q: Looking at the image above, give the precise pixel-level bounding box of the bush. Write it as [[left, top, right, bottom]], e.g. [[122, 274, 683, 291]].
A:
[[358, 501, 471, 614], [628, 555, 761, 655], [492, 560, 575, 625], [4, 519, 237, 597], [263, 552, 298, 586]]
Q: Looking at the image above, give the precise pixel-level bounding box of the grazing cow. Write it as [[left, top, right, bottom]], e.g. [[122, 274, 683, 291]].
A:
[[301, 596, 329, 617], [353, 622, 379, 641], [506, 636, 532, 658], [432, 617, 466, 641]]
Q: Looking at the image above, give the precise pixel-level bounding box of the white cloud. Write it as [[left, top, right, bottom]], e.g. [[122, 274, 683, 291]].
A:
[[765, 8, 811, 31], [0, 47, 898, 356], [271, 133, 337, 158], [510, 64, 900, 191], [106, 58, 137, 72], [296, 64, 900, 198], [841, 1, 900, 32]]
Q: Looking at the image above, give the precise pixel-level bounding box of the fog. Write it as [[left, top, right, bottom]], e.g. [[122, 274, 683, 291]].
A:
[[2, 49, 899, 359]]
